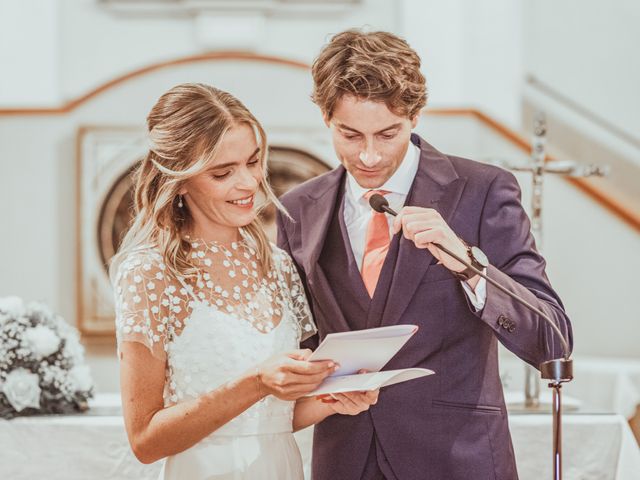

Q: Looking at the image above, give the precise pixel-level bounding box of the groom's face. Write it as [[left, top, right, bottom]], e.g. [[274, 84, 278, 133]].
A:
[[326, 95, 418, 189]]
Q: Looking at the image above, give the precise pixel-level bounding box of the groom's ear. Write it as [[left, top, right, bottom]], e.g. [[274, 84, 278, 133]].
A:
[[322, 112, 331, 128]]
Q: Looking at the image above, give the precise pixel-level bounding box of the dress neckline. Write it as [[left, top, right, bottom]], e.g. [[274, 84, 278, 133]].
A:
[[188, 300, 289, 336], [183, 228, 255, 252], [184, 235, 247, 247]]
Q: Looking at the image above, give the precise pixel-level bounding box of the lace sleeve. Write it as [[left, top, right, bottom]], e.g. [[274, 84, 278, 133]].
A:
[[113, 250, 179, 362], [276, 249, 317, 342]]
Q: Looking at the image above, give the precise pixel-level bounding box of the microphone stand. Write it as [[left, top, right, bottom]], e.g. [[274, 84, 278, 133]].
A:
[[487, 112, 606, 411], [372, 196, 573, 480]]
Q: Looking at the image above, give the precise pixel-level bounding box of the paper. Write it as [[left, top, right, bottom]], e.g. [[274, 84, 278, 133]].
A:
[[308, 324, 420, 375], [310, 368, 434, 396], [305, 325, 435, 395]]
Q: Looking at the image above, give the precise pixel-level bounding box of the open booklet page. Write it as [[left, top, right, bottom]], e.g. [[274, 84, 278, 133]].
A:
[[306, 325, 435, 395], [307, 368, 434, 396]]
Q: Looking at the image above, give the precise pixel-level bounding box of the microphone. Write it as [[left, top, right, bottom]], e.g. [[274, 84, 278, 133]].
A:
[[368, 193, 572, 367], [369, 193, 397, 216]]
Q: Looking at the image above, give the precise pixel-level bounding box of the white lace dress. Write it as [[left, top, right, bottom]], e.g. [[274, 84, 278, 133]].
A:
[[113, 237, 316, 480]]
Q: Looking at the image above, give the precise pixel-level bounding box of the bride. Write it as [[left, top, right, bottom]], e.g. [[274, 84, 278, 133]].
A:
[[110, 83, 378, 479]]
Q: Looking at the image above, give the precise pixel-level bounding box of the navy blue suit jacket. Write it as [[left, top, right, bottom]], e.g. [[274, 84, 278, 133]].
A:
[[277, 134, 572, 479]]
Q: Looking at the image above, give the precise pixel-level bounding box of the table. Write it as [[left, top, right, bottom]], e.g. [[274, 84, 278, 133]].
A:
[[509, 414, 640, 480], [1, 398, 638, 480], [499, 354, 640, 420]]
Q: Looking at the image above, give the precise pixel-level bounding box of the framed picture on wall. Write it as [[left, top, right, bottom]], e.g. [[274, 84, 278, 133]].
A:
[[77, 126, 147, 336]]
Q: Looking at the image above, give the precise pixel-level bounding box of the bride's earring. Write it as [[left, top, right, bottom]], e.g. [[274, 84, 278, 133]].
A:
[[177, 195, 184, 208]]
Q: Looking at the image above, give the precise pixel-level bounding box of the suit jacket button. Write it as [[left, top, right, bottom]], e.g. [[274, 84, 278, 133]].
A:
[[508, 324, 516, 333], [497, 315, 505, 326]]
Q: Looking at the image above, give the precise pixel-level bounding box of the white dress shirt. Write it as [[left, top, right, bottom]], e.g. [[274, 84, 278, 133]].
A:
[[342, 142, 487, 310]]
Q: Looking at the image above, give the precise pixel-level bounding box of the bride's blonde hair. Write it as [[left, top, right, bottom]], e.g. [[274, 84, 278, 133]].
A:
[[110, 83, 286, 282]]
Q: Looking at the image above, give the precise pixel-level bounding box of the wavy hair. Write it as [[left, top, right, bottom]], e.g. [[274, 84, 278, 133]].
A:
[[109, 83, 286, 282], [312, 29, 427, 120]]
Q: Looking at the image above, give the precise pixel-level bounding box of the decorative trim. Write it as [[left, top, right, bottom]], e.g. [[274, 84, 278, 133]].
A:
[[0, 51, 309, 116]]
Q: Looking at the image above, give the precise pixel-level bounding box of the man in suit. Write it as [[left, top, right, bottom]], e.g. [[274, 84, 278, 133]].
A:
[[277, 29, 572, 480]]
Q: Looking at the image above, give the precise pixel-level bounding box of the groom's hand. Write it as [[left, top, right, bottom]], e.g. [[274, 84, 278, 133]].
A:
[[322, 390, 379, 415], [392, 206, 468, 274], [319, 370, 379, 415]]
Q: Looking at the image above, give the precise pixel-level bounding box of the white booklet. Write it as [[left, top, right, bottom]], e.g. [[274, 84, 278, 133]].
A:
[[305, 325, 434, 396], [310, 368, 433, 396]]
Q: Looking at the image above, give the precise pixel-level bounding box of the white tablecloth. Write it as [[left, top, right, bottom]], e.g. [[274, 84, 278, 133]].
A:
[[500, 354, 640, 419], [509, 414, 640, 480], [1, 397, 638, 480]]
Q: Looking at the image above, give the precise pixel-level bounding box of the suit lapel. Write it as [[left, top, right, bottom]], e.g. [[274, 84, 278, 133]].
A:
[[299, 166, 352, 333], [380, 135, 467, 327], [299, 166, 344, 272]]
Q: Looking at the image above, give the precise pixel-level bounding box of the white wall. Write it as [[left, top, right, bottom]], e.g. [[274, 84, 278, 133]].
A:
[[0, 0, 59, 106], [1, 0, 400, 105], [401, 0, 524, 127], [400, 0, 466, 108], [523, 0, 640, 144]]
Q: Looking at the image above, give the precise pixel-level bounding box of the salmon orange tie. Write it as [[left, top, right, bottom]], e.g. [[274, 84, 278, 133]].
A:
[[361, 190, 391, 297]]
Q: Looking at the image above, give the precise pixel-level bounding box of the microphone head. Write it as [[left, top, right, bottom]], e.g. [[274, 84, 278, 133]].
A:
[[369, 193, 389, 213]]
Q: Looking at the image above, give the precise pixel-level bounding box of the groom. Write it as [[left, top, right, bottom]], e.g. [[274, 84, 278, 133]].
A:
[[277, 30, 572, 480]]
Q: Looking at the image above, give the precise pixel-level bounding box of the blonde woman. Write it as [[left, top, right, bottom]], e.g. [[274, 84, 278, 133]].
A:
[[110, 83, 378, 480]]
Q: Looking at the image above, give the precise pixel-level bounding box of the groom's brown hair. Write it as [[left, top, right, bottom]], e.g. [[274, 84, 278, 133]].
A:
[[311, 29, 427, 120]]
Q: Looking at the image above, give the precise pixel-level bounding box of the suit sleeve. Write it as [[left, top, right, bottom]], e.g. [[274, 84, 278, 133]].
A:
[[276, 208, 320, 350], [476, 169, 573, 368]]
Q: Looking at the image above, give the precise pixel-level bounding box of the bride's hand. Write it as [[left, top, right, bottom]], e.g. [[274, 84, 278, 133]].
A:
[[321, 390, 379, 415], [256, 349, 336, 401]]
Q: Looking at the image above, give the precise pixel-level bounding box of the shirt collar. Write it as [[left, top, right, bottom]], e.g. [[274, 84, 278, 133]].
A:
[[346, 141, 420, 203]]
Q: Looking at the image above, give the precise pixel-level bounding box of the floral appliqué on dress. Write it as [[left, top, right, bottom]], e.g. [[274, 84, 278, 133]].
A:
[[113, 238, 316, 408]]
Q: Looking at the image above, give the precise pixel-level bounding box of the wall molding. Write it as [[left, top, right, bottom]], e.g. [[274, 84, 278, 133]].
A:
[[0, 51, 309, 115]]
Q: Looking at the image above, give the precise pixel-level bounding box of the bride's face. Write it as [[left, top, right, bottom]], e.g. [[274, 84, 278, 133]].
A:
[[182, 123, 263, 240]]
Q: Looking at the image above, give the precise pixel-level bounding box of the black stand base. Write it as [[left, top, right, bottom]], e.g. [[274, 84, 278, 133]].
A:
[[540, 358, 573, 382]]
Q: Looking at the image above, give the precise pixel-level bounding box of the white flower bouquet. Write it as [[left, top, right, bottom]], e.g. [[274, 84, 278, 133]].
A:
[[0, 296, 93, 419]]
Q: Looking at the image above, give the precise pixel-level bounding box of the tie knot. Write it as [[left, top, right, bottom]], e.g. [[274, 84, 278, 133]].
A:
[[363, 190, 390, 201]]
